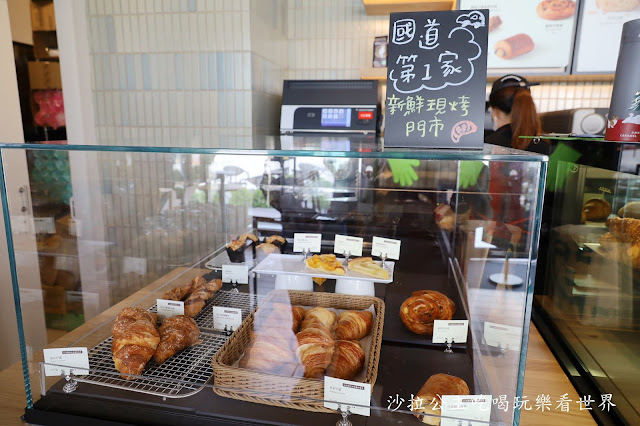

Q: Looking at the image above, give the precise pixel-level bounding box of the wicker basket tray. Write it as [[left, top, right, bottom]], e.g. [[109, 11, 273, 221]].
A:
[[211, 290, 385, 413]]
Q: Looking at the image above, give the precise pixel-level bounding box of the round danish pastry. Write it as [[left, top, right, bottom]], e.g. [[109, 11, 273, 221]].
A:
[[536, 0, 576, 20], [399, 290, 456, 335]]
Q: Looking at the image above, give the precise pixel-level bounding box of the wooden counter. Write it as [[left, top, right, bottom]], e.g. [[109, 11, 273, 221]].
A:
[[0, 267, 596, 425]]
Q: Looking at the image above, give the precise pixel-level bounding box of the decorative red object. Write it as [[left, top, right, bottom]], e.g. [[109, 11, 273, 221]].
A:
[[33, 89, 65, 129]]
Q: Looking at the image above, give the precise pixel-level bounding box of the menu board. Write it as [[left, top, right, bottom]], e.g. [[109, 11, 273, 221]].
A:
[[574, 0, 640, 73], [459, 0, 577, 72], [385, 10, 489, 148]]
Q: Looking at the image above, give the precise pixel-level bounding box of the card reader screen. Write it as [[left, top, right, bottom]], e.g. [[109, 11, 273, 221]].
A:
[[321, 108, 351, 127]]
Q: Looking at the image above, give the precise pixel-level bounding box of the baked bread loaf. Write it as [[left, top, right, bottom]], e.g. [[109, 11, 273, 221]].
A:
[[184, 278, 222, 317], [255, 303, 306, 333], [296, 326, 335, 378], [434, 204, 455, 231], [596, 0, 640, 12], [581, 198, 611, 223], [326, 340, 365, 381], [618, 201, 640, 219], [161, 276, 203, 301], [599, 217, 640, 268], [495, 34, 534, 59], [153, 315, 200, 363], [536, 0, 576, 20], [301, 307, 337, 332], [400, 290, 456, 335], [488, 15, 502, 32], [335, 310, 373, 341], [238, 232, 259, 244], [348, 257, 390, 280], [239, 334, 299, 374], [112, 307, 160, 379], [413, 374, 470, 425]]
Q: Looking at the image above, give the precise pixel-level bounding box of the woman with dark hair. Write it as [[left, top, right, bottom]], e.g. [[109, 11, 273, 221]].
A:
[[486, 74, 548, 154]]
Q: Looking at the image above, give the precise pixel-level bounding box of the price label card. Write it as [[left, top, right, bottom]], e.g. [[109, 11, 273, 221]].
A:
[[157, 299, 184, 319], [324, 376, 371, 416], [432, 320, 469, 344], [334, 234, 363, 257], [440, 394, 492, 426], [43, 347, 89, 376], [123, 256, 147, 275], [484, 321, 522, 352], [34, 217, 56, 234], [293, 233, 322, 253], [371, 237, 401, 260], [213, 306, 242, 331], [10, 216, 29, 233], [222, 264, 249, 284]]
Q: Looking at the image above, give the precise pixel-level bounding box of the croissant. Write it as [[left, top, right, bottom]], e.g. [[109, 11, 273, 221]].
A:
[[413, 374, 469, 425], [301, 307, 336, 332], [112, 308, 160, 379], [296, 326, 335, 378], [153, 315, 200, 364], [184, 278, 222, 317], [601, 217, 640, 268], [326, 340, 365, 380], [335, 310, 373, 340], [400, 290, 455, 335], [239, 334, 298, 374], [255, 304, 306, 333], [160, 276, 203, 301]]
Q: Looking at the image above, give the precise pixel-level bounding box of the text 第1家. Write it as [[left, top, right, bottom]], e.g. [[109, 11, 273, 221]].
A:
[[385, 10, 489, 149]]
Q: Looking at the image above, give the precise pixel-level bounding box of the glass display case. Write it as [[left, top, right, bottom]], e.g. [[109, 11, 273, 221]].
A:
[[534, 137, 640, 426], [0, 137, 547, 425]]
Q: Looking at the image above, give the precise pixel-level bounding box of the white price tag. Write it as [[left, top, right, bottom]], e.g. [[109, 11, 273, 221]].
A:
[[69, 218, 82, 237], [371, 236, 401, 260], [324, 376, 371, 416], [43, 347, 89, 376], [484, 321, 522, 352], [222, 264, 249, 284], [432, 320, 469, 344], [157, 299, 184, 319], [10, 216, 29, 233], [19, 288, 44, 304], [334, 234, 363, 257], [293, 233, 322, 253], [34, 217, 56, 234], [123, 257, 147, 275], [213, 306, 242, 331], [440, 394, 492, 426]]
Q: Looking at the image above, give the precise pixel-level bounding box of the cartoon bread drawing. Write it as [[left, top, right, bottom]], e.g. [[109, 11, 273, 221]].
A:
[[536, 0, 576, 20], [451, 121, 478, 144], [495, 34, 535, 60], [488, 16, 502, 32]]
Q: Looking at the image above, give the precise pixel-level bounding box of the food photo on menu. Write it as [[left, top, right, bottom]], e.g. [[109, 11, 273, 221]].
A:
[[460, 0, 577, 71]]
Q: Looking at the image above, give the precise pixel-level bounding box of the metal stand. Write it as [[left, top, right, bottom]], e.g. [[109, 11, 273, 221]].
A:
[[302, 248, 311, 262], [336, 407, 352, 426], [230, 280, 239, 293], [62, 372, 78, 394], [344, 251, 351, 268], [497, 344, 505, 358], [444, 338, 454, 354], [381, 253, 387, 269]]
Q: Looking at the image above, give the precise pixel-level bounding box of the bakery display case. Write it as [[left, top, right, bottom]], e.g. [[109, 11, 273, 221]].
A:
[[0, 137, 547, 425], [533, 137, 640, 426]]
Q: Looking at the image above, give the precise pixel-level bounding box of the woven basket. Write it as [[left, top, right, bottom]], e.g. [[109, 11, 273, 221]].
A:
[[211, 290, 385, 413]]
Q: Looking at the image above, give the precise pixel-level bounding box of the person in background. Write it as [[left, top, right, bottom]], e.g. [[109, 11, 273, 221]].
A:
[[486, 74, 548, 154]]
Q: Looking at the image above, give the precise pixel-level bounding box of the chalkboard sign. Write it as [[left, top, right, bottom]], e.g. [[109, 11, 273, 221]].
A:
[[385, 10, 489, 149]]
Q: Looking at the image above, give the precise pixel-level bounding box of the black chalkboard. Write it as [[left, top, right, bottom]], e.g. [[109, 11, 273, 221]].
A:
[[385, 10, 489, 149]]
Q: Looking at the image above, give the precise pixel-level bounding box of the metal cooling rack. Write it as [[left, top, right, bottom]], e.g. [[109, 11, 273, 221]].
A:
[[75, 332, 227, 398], [194, 290, 260, 330]]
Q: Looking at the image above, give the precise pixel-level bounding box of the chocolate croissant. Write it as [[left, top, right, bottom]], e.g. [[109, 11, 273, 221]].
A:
[[112, 307, 160, 379], [326, 340, 365, 381], [296, 326, 335, 379], [400, 290, 456, 335], [153, 315, 200, 364], [301, 307, 336, 332], [184, 278, 222, 317], [335, 310, 373, 341]]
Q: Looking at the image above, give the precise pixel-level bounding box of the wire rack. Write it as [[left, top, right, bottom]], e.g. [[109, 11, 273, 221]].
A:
[[74, 291, 260, 398], [194, 290, 260, 330], [76, 332, 227, 398]]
